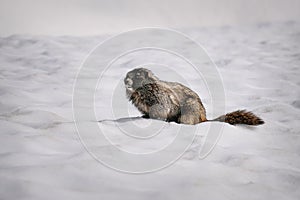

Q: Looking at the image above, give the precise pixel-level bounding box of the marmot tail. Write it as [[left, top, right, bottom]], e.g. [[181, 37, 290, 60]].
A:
[[211, 110, 264, 125]]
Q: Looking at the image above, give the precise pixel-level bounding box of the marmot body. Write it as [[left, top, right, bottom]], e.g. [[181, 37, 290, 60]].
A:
[[124, 68, 264, 125]]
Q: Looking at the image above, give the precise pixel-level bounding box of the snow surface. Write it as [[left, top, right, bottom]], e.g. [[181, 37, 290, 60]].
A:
[[1, 22, 300, 199]]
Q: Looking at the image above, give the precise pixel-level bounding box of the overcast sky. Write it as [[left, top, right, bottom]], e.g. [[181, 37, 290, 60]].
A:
[[0, 0, 300, 36]]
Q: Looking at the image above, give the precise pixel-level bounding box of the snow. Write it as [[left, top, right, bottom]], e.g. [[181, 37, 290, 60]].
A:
[[1, 22, 300, 199]]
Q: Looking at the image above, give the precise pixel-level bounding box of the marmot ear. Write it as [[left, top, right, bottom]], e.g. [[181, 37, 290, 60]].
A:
[[145, 71, 149, 78]]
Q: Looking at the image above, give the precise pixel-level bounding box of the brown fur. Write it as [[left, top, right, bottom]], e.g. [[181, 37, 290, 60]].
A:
[[124, 68, 264, 126], [213, 110, 264, 125]]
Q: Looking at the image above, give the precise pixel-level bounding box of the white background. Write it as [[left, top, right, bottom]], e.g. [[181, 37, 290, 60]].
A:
[[0, 0, 300, 36]]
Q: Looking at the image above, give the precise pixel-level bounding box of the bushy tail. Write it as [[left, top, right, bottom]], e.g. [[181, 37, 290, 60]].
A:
[[212, 110, 264, 125]]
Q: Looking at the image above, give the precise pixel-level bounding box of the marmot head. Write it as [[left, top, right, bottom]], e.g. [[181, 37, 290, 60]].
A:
[[124, 68, 158, 97]]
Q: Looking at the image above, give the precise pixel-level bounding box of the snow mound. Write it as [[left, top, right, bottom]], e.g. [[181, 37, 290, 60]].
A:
[[1, 22, 300, 199]]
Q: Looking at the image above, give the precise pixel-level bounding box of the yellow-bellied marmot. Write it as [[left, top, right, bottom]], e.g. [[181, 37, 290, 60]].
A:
[[124, 68, 264, 125]]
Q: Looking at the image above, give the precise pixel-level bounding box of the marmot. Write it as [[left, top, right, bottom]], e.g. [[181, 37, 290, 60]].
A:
[[124, 68, 264, 125]]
